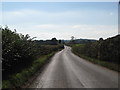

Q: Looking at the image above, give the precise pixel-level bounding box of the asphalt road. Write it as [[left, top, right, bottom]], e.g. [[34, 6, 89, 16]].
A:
[[29, 46, 118, 88]]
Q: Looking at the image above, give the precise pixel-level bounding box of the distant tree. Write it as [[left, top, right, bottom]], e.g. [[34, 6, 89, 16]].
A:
[[70, 36, 75, 44], [99, 38, 104, 41], [71, 36, 74, 41], [51, 38, 57, 41], [51, 38, 58, 45], [58, 40, 61, 44]]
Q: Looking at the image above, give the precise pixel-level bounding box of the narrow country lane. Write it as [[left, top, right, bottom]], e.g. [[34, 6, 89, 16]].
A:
[[29, 46, 118, 88]]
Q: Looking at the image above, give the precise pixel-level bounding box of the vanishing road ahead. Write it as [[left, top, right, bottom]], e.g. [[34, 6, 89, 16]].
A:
[[29, 46, 118, 88]]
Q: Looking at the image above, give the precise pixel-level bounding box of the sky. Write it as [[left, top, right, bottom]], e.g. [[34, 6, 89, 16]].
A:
[[1, 2, 118, 40]]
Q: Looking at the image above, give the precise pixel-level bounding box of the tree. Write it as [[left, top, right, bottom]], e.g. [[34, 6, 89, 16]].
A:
[[51, 38, 58, 45], [99, 38, 104, 41], [58, 40, 61, 44], [70, 36, 75, 44], [71, 36, 74, 41]]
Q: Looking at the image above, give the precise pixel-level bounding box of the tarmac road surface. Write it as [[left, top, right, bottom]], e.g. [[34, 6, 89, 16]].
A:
[[29, 46, 118, 88]]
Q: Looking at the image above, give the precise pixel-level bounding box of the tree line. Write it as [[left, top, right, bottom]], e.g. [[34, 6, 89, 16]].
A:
[[2, 26, 64, 80], [72, 35, 120, 64]]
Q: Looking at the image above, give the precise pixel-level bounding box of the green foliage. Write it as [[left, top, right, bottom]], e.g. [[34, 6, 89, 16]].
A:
[[2, 53, 55, 88], [72, 51, 118, 71], [2, 26, 64, 88], [2, 26, 64, 80], [2, 27, 36, 79], [72, 35, 120, 71]]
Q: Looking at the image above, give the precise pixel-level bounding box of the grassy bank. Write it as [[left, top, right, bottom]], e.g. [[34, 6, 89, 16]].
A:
[[70, 43, 119, 72], [72, 49, 119, 72], [2, 52, 57, 88]]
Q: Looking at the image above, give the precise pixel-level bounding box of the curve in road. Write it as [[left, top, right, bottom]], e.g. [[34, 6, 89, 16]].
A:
[[29, 46, 118, 88]]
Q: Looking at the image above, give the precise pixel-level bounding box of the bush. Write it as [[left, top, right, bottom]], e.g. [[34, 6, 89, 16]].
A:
[[72, 35, 120, 64], [2, 26, 64, 80], [72, 35, 119, 71]]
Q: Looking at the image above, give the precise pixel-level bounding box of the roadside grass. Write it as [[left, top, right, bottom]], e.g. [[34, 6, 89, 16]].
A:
[[72, 50, 119, 72], [2, 52, 56, 88]]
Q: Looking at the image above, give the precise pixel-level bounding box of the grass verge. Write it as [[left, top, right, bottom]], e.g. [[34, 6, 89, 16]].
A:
[[2, 52, 56, 88], [72, 50, 119, 72]]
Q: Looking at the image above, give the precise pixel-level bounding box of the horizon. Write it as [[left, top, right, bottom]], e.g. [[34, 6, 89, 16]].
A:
[[1, 2, 118, 40]]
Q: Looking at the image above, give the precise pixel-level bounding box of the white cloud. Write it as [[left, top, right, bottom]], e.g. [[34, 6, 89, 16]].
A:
[[7, 24, 118, 40], [2, 9, 118, 40], [72, 24, 118, 39], [35, 24, 59, 29]]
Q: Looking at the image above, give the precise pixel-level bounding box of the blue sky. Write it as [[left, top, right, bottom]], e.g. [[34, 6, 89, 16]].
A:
[[1, 2, 118, 40]]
